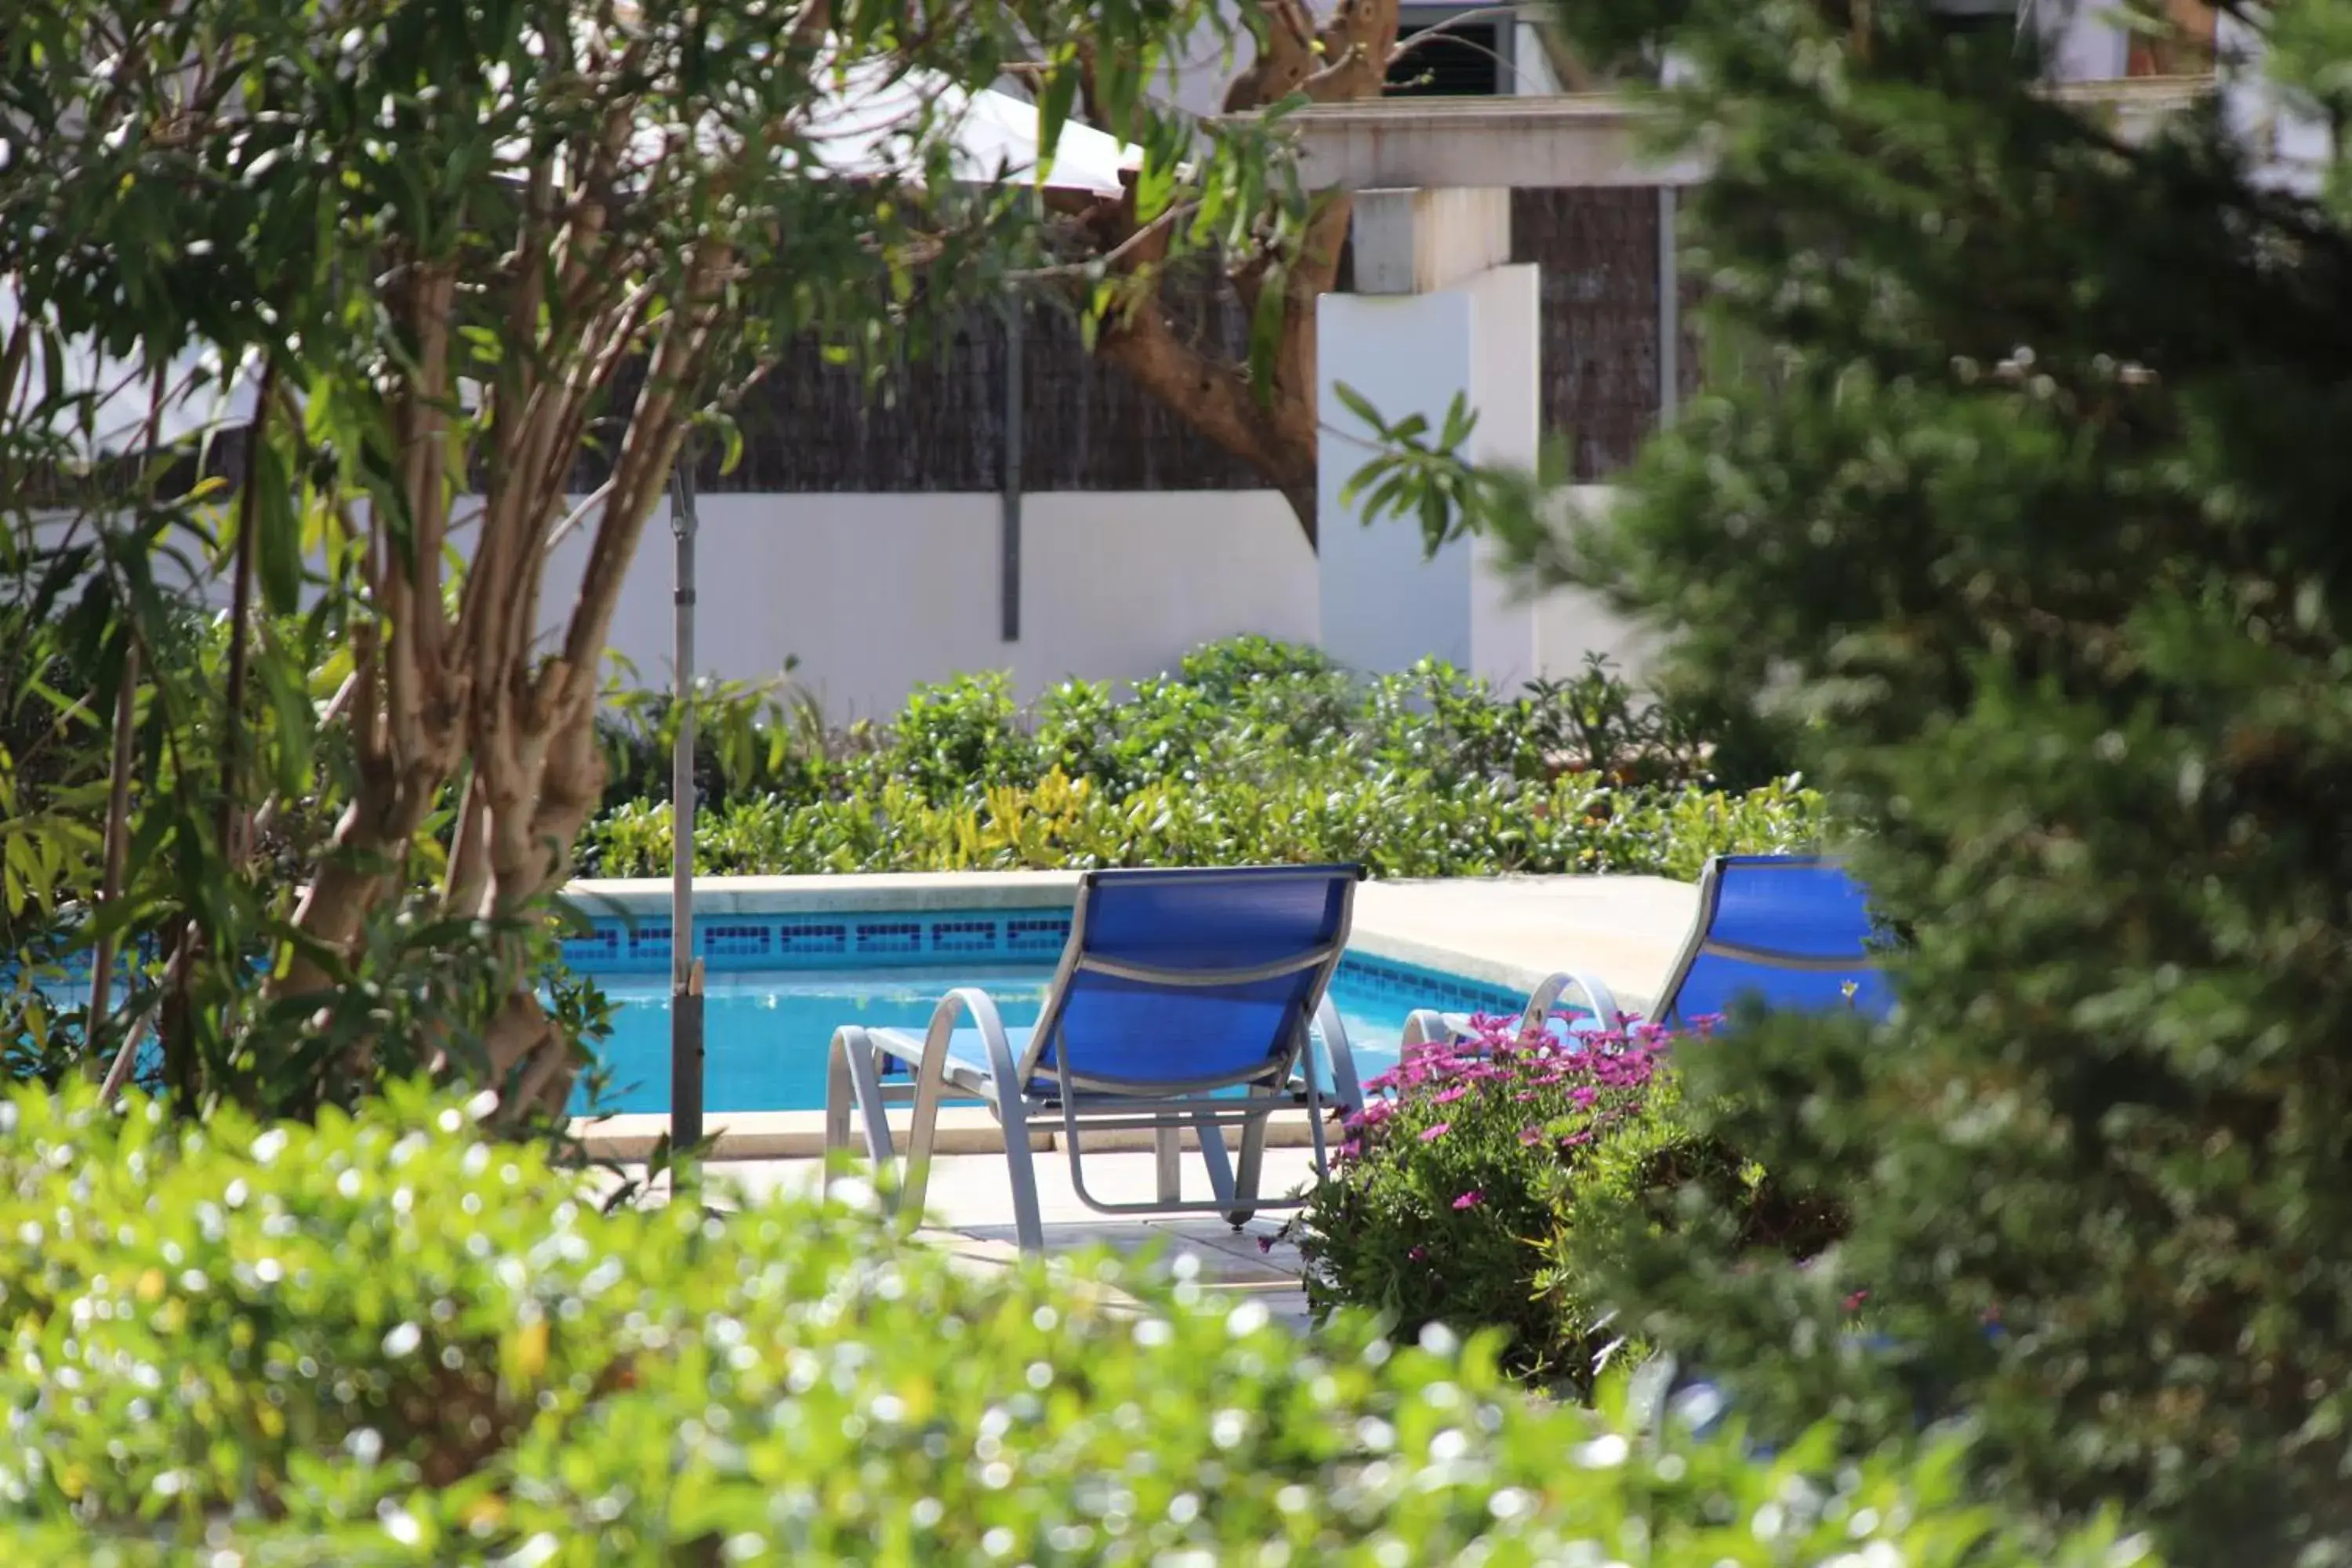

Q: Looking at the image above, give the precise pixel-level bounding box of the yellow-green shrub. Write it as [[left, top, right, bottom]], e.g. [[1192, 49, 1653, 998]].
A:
[[0, 1081, 2143, 1566]]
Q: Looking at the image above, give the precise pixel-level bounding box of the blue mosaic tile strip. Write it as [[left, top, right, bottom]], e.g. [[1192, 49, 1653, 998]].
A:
[[777, 922, 848, 958], [628, 924, 672, 965], [1006, 916, 1071, 956], [855, 921, 923, 957], [556, 906, 1519, 1014], [930, 919, 997, 954], [562, 927, 621, 966], [703, 924, 771, 960], [564, 908, 1076, 975]]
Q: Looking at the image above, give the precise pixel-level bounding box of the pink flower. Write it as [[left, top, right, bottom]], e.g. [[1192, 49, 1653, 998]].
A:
[[1843, 1289, 1870, 1313], [1432, 1085, 1470, 1105], [1408, 1245, 1428, 1262], [1419, 1122, 1450, 1142], [1518, 1127, 1544, 1146], [1451, 1190, 1483, 1210]]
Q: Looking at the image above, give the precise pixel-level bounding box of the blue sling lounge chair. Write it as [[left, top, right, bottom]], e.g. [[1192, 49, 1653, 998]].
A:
[[1402, 853, 1891, 1048], [822, 864, 1368, 1252]]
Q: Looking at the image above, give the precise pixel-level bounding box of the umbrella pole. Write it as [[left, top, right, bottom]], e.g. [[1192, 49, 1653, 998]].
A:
[[668, 458, 706, 1177]]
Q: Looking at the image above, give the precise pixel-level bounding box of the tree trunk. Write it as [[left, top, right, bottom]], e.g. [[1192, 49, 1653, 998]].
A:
[[1094, 319, 1323, 549], [1064, 3, 1392, 554]]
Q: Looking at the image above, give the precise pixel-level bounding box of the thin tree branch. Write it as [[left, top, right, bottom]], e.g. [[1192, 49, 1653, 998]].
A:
[[218, 358, 279, 864]]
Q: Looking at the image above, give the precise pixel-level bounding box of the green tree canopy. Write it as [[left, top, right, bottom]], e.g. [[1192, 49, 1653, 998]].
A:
[[1429, 0, 2352, 1559], [0, 0, 1287, 1116]]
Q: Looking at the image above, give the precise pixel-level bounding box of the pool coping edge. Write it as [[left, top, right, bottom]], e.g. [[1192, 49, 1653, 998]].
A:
[[580, 1105, 1337, 1161]]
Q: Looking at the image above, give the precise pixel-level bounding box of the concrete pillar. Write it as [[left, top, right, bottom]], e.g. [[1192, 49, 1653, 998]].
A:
[[1317, 245, 1542, 689]]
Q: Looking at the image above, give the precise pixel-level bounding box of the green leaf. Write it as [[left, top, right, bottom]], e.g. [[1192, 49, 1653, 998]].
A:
[[1333, 382, 1383, 429], [1036, 65, 1080, 191], [251, 439, 304, 619], [1247, 265, 1286, 406], [255, 646, 315, 800]]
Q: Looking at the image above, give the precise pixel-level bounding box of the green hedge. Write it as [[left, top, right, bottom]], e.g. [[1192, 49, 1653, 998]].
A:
[[581, 638, 1822, 879], [0, 1080, 2142, 1566], [579, 768, 1825, 880]]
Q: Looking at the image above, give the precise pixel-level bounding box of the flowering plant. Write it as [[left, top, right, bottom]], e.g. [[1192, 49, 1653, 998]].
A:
[[1283, 1010, 1835, 1394]]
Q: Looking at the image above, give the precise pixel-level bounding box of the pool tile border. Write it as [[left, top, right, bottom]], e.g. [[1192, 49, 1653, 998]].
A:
[[562, 906, 1084, 976], [560, 901, 1526, 1030]]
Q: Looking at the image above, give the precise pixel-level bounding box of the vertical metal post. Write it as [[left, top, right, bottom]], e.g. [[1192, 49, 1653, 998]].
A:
[[1657, 186, 1680, 426], [1000, 288, 1024, 642], [668, 458, 705, 1158]]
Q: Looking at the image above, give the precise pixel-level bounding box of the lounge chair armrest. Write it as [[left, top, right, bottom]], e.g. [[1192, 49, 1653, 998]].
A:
[[884, 986, 1023, 1229], [1400, 1008, 1457, 1050], [1525, 970, 1626, 1033], [926, 985, 1019, 1085]]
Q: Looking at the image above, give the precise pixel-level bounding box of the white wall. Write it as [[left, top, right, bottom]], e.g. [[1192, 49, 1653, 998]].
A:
[[539, 489, 1321, 720], [1318, 289, 1482, 677], [1532, 485, 1653, 677], [528, 482, 1642, 718], [1317, 264, 1629, 692], [2038, 0, 2131, 82]]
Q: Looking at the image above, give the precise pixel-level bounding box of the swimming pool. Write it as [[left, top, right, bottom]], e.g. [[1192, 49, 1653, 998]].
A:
[[561, 906, 1523, 1115], [575, 963, 1465, 1115]]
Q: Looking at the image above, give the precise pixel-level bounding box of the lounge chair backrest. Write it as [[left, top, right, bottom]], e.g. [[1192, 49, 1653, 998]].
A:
[[1028, 865, 1362, 1094], [1654, 854, 1892, 1029]]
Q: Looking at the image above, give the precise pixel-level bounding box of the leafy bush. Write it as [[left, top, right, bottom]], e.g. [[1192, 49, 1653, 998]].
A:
[[1283, 1014, 1841, 1395], [593, 670, 839, 818], [577, 768, 1827, 880], [590, 636, 1749, 818], [573, 634, 1821, 883], [0, 1079, 2144, 1566], [886, 671, 1044, 804], [1174, 630, 1342, 695]]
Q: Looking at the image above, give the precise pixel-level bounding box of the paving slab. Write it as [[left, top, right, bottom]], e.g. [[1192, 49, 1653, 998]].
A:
[[1349, 873, 1695, 1011], [611, 1145, 1323, 1327]]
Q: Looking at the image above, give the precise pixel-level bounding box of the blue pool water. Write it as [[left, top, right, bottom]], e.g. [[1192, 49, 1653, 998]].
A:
[[560, 906, 1523, 1116], [573, 963, 1483, 1116]]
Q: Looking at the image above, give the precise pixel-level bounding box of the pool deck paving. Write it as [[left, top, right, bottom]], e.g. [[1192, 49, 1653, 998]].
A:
[[623, 1144, 1330, 1326], [575, 870, 1699, 1164]]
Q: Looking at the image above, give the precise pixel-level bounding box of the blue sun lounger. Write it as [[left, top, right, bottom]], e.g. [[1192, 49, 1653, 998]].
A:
[[822, 864, 1368, 1252], [1402, 853, 1891, 1047]]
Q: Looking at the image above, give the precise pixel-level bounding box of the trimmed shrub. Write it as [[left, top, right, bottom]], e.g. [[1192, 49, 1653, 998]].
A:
[[574, 636, 1817, 881], [0, 1080, 2140, 1566], [1283, 1015, 1842, 1396], [577, 768, 1826, 880]]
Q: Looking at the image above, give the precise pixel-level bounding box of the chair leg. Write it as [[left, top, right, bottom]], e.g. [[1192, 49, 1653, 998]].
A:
[[823, 1028, 857, 1156], [1192, 1111, 1237, 1210], [831, 1027, 900, 1195], [1225, 1104, 1273, 1228], [897, 1022, 954, 1226], [997, 1094, 1044, 1254], [1154, 1125, 1182, 1203], [951, 1002, 1042, 1255]]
